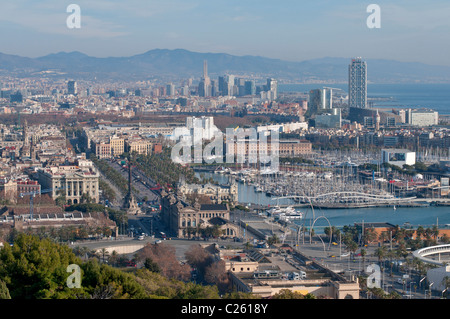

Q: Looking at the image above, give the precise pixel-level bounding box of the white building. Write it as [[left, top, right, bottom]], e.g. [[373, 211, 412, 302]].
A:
[[381, 149, 416, 167], [405, 108, 438, 127], [257, 122, 308, 136], [37, 159, 100, 204], [172, 116, 222, 141]]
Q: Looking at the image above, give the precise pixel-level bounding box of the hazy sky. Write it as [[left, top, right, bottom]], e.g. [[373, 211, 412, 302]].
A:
[[1, 0, 449, 65]]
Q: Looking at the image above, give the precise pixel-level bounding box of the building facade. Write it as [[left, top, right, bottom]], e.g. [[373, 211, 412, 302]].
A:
[[405, 108, 439, 127], [160, 191, 238, 239], [308, 87, 333, 116], [37, 160, 100, 204], [348, 58, 367, 109], [381, 148, 416, 167], [177, 179, 238, 204]]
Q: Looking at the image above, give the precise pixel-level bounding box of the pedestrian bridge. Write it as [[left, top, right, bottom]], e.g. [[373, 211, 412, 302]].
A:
[[413, 244, 450, 266]]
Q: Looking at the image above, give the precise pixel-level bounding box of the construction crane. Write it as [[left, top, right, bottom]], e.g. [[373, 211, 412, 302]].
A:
[[19, 187, 65, 220]]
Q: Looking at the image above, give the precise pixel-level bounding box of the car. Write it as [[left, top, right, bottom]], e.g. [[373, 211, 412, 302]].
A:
[[155, 240, 162, 244]]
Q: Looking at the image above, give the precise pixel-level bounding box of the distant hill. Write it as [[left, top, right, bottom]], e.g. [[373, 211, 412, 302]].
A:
[[1, 48, 450, 83]]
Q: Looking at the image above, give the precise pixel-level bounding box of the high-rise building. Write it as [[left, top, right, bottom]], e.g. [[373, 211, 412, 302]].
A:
[[198, 60, 211, 97], [166, 83, 176, 96], [67, 81, 77, 95], [266, 78, 278, 100], [244, 80, 256, 96], [218, 76, 226, 95], [308, 87, 333, 116], [348, 58, 367, 108]]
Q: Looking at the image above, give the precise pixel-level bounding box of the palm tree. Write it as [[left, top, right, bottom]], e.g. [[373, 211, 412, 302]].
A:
[[378, 231, 389, 245], [267, 234, 280, 246], [79, 246, 90, 260], [109, 250, 119, 267], [374, 246, 388, 267], [416, 226, 425, 240], [87, 249, 100, 260], [100, 248, 109, 263], [431, 225, 440, 243], [360, 248, 367, 272], [346, 240, 358, 259]]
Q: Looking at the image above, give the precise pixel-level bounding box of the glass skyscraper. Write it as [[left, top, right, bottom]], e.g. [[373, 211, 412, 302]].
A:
[[348, 58, 367, 108]]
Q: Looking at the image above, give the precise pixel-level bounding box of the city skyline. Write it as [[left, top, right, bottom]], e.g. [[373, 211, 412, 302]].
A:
[[0, 1, 450, 66]]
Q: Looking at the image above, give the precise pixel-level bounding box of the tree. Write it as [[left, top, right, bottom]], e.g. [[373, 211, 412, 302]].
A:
[[0, 233, 81, 298], [185, 244, 213, 282], [204, 260, 229, 293], [0, 280, 11, 299], [100, 248, 109, 263], [374, 246, 388, 267], [267, 234, 280, 246], [363, 227, 378, 245], [272, 289, 315, 299], [360, 248, 367, 271], [431, 225, 440, 243], [144, 257, 161, 273], [80, 259, 148, 299], [416, 226, 425, 240], [137, 243, 191, 281], [346, 240, 358, 258]]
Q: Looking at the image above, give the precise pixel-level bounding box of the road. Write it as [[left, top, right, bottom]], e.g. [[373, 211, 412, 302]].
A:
[[294, 241, 443, 299], [106, 158, 160, 206]]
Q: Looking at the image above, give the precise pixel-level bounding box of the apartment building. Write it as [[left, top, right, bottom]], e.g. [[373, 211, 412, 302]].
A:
[[125, 137, 152, 155], [227, 138, 312, 161]]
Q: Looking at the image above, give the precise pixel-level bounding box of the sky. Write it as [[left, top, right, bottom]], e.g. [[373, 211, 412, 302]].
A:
[[0, 0, 450, 66]]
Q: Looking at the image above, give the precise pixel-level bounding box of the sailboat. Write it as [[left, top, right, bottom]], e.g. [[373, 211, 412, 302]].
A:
[[393, 205, 397, 211]]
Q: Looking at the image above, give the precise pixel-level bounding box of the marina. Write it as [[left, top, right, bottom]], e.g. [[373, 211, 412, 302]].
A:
[[195, 169, 450, 231]]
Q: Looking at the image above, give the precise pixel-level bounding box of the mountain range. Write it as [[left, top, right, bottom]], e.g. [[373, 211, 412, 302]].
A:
[[1, 48, 450, 83]]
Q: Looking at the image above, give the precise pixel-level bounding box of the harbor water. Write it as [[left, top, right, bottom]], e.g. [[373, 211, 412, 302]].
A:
[[197, 171, 450, 230]]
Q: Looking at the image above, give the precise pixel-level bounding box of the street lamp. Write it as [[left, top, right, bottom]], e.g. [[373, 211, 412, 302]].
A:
[[429, 282, 434, 299], [419, 276, 427, 298]]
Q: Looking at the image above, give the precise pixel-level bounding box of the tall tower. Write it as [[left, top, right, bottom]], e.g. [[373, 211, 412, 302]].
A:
[[122, 155, 142, 215], [203, 60, 209, 82], [266, 78, 278, 100], [68, 81, 77, 95], [348, 58, 367, 109], [198, 60, 211, 97], [375, 109, 380, 131]]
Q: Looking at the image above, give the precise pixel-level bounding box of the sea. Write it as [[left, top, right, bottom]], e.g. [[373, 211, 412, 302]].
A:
[[278, 83, 450, 115]]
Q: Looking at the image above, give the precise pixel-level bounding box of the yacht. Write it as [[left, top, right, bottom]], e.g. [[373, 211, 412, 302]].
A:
[[278, 210, 304, 222]]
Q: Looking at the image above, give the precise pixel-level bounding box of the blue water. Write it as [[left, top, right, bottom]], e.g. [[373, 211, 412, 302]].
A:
[[279, 83, 450, 115], [197, 172, 450, 230], [297, 206, 450, 230]]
